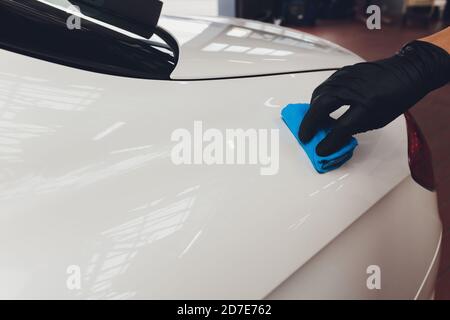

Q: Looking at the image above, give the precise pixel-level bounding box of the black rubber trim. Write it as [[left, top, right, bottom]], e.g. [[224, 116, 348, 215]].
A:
[[170, 68, 339, 82]]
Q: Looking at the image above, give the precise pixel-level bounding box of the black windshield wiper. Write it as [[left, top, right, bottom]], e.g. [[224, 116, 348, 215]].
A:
[[68, 0, 163, 38], [0, 0, 177, 79]]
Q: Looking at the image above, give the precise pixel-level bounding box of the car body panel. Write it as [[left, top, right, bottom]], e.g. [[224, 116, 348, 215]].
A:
[[266, 176, 442, 300], [0, 45, 411, 299], [157, 16, 364, 79]]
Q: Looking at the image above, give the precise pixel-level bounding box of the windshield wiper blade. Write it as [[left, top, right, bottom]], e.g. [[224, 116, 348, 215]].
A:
[[68, 0, 163, 38]]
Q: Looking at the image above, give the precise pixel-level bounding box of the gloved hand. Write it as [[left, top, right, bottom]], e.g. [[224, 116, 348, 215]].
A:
[[299, 40, 450, 156]]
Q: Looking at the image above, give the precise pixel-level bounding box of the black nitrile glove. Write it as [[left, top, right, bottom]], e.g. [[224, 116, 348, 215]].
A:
[[299, 40, 450, 156]]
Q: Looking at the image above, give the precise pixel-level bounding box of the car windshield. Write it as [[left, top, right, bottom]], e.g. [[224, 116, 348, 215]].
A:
[[0, 0, 179, 80]]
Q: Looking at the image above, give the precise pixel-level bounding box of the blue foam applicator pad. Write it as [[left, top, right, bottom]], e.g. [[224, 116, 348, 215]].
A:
[[281, 103, 358, 173]]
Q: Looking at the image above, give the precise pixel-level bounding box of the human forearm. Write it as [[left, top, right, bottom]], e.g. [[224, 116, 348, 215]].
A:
[[421, 27, 450, 53]]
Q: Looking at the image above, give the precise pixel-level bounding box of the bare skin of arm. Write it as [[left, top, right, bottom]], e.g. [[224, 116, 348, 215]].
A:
[[421, 27, 450, 53]]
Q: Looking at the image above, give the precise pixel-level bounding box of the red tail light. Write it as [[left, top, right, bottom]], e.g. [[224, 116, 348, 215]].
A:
[[404, 111, 435, 191]]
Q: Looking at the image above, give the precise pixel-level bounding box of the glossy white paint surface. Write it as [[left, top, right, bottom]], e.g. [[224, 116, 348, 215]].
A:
[[0, 45, 417, 299], [266, 177, 442, 300], [158, 16, 364, 79]]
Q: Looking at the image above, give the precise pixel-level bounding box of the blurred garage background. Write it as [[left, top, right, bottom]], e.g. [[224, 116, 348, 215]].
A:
[[160, 0, 449, 299]]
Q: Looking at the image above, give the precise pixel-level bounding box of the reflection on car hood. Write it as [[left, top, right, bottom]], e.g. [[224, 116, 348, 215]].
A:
[[158, 15, 364, 79], [0, 48, 409, 299]]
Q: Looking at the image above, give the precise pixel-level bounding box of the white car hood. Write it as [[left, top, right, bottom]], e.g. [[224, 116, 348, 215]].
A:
[[158, 16, 364, 79], [0, 48, 408, 299]]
